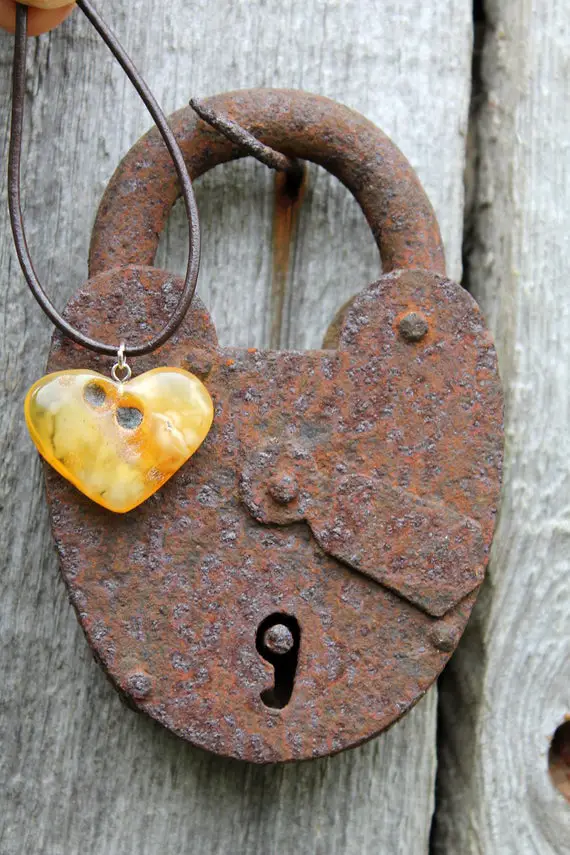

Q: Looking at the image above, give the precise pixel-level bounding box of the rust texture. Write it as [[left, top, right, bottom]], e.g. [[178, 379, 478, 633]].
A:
[[44, 90, 503, 763], [89, 88, 446, 277], [270, 167, 308, 348]]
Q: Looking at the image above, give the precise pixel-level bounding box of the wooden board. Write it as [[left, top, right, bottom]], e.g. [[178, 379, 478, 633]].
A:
[[433, 1, 570, 852], [0, 2, 472, 853]]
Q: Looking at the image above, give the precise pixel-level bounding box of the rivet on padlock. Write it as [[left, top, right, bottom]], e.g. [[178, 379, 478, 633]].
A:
[[398, 311, 429, 342], [43, 89, 503, 763]]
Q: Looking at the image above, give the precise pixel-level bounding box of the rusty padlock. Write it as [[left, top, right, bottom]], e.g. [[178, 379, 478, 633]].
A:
[[45, 89, 503, 763]]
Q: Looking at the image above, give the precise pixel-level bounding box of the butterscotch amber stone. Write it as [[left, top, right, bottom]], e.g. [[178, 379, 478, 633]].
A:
[[25, 368, 214, 513]]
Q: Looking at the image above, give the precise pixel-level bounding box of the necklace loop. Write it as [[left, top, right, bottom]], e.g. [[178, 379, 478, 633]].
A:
[[111, 342, 132, 383], [8, 1, 201, 359]]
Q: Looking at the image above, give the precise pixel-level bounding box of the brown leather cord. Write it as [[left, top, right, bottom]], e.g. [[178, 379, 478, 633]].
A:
[[8, 0, 201, 358]]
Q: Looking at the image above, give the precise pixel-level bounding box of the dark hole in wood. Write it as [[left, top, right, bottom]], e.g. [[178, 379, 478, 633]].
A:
[[256, 613, 300, 710], [116, 407, 143, 430], [84, 382, 107, 407], [549, 719, 570, 803]]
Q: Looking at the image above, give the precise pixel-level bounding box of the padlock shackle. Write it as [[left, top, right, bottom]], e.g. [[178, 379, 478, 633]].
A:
[[89, 88, 445, 279]]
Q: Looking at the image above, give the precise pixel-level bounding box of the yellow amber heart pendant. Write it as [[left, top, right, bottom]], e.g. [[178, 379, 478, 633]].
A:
[[25, 367, 214, 513]]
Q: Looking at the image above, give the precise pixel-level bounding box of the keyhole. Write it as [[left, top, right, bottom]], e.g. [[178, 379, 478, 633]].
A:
[[256, 613, 300, 710]]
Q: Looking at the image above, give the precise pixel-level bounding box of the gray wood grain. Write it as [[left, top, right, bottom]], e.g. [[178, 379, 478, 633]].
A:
[[0, 2, 472, 853], [433, 1, 570, 852]]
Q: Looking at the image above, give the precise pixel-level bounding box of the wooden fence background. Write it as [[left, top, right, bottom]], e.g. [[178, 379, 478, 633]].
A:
[[0, 1, 568, 853]]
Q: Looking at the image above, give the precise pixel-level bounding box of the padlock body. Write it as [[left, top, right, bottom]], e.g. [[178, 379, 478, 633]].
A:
[[45, 266, 502, 762]]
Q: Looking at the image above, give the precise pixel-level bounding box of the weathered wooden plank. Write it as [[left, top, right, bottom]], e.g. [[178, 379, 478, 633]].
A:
[[0, 2, 472, 853], [433, 1, 570, 852]]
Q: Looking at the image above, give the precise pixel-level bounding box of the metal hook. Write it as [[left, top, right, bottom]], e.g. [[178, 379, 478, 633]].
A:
[[189, 96, 305, 191]]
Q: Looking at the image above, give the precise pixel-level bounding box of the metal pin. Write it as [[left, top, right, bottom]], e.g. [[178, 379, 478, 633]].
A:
[[263, 623, 295, 655], [189, 96, 304, 185]]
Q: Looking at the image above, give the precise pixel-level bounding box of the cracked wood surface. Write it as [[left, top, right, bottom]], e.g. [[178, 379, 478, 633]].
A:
[[0, 2, 473, 853], [433, 1, 570, 853]]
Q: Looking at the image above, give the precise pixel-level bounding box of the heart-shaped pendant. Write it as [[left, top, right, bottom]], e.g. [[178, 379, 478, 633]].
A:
[[25, 367, 214, 513]]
